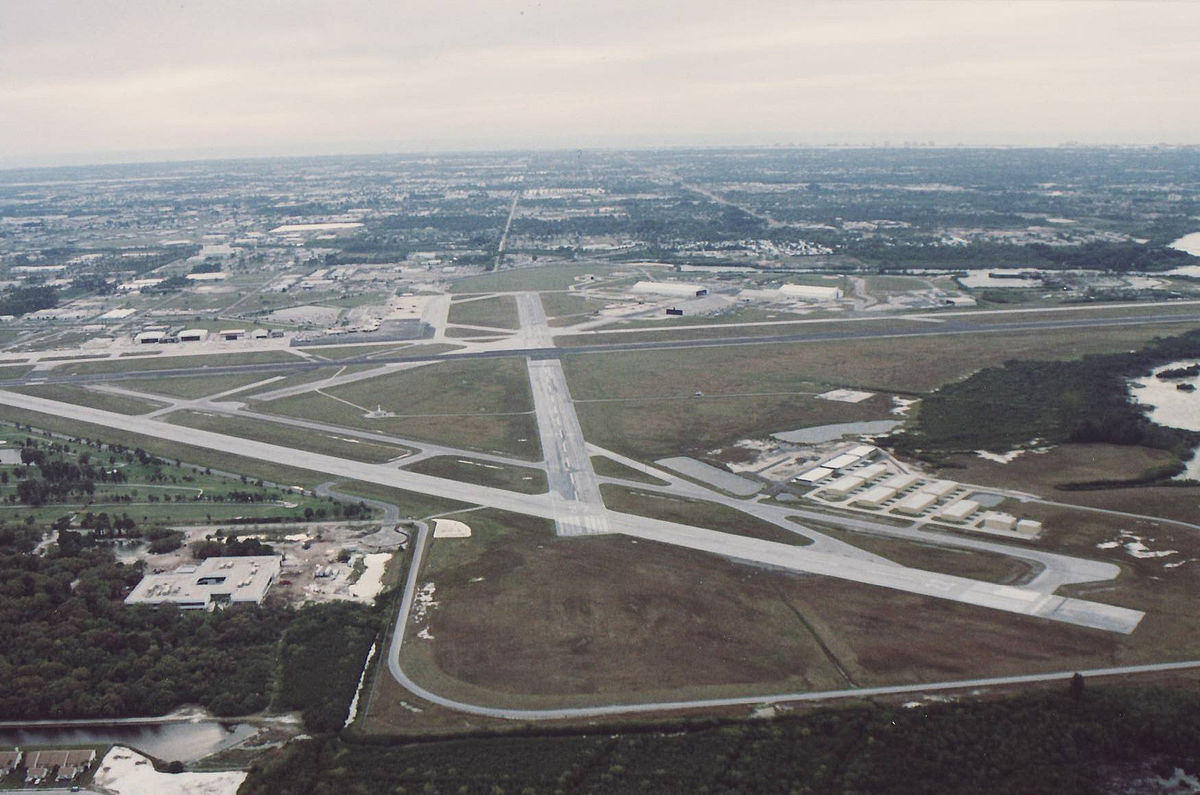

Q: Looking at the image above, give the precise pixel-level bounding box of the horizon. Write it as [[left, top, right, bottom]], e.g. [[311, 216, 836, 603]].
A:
[[4, 1, 1199, 170]]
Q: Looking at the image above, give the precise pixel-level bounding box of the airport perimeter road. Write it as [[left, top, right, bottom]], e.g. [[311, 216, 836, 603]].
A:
[[388, 521, 1190, 721], [519, 292, 608, 536], [0, 390, 1140, 633]]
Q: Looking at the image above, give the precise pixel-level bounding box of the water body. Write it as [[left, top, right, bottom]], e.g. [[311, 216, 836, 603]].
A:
[[0, 721, 256, 762], [772, 420, 901, 445], [1128, 361, 1200, 480], [1168, 232, 1200, 257]]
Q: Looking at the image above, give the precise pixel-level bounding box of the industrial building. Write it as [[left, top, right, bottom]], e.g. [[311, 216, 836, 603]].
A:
[[630, 280, 709, 298], [178, 328, 208, 342], [853, 485, 896, 508], [125, 555, 282, 609], [219, 328, 246, 341], [779, 283, 843, 301], [922, 480, 959, 498], [856, 463, 889, 482], [795, 466, 833, 483], [823, 474, 865, 498], [938, 499, 980, 522], [883, 472, 919, 490], [893, 491, 938, 516]]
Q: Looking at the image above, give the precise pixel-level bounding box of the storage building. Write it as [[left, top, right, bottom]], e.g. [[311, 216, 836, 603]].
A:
[[922, 480, 959, 498], [779, 283, 843, 301], [883, 473, 919, 490], [856, 463, 888, 482], [1016, 519, 1043, 535], [893, 491, 938, 515], [981, 512, 1018, 532], [795, 466, 833, 484], [178, 328, 208, 342], [937, 499, 980, 522], [822, 474, 865, 498], [853, 485, 896, 508], [125, 555, 282, 609]]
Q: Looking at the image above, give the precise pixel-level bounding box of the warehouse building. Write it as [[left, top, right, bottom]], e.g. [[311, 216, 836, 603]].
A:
[[630, 280, 709, 298], [883, 472, 920, 491], [795, 466, 833, 483], [779, 283, 843, 301], [856, 463, 889, 482], [823, 474, 866, 498], [853, 485, 896, 508], [938, 499, 980, 522], [893, 491, 938, 516], [178, 328, 208, 342], [125, 555, 282, 610]]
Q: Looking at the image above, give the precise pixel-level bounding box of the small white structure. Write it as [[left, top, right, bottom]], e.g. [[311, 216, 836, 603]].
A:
[[125, 556, 282, 609], [1017, 519, 1043, 535], [133, 331, 163, 344], [630, 280, 709, 298], [433, 518, 472, 538], [893, 491, 938, 516], [981, 512, 1018, 533], [856, 463, 889, 482], [938, 499, 980, 522], [795, 466, 833, 484], [779, 283, 842, 301], [219, 329, 246, 341], [853, 485, 896, 508], [847, 444, 876, 459], [823, 474, 865, 498], [883, 473, 919, 490]]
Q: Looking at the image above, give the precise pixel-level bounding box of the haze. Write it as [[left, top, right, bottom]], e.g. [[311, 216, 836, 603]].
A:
[[2, 0, 1199, 166]]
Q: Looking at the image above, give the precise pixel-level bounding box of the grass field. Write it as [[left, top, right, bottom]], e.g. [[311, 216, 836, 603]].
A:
[[389, 509, 1140, 717], [0, 365, 34, 380], [590, 455, 670, 485], [0, 405, 330, 491], [809, 524, 1037, 584], [447, 296, 520, 329], [404, 456, 547, 494], [164, 410, 414, 463], [9, 384, 168, 414], [575, 393, 894, 461], [538, 291, 608, 321], [121, 372, 278, 399], [601, 485, 811, 545], [261, 358, 542, 459], [400, 513, 849, 708], [561, 321, 1200, 397], [327, 480, 474, 519]]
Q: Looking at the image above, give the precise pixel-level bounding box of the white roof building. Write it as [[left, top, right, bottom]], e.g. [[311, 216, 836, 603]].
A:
[[823, 474, 866, 497], [883, 473, 920, 490], [630, 281, 709, 298], [856, 463, 889, 482], [795, 466, 833, 483], [125, 556, 282, 610], [779, 283, 843, 301], [938, 499, 980, 522], [853, 485, 896, 508], [893, 491, 938, 516]]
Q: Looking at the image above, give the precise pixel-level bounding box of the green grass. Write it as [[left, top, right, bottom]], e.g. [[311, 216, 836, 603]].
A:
[[260, 358, 542, 460], [601, 484, 811, 545], [404, 456, 547, 494], [447, 296, 519, 329], [538, 291, 608, 320], [0, 365, 34, 380], [590, 455, 671, 485], [9, 384, 168, 414], [121, 372, 278, 399], [164, 410, 414, 463], [325, 480, 473, 519]]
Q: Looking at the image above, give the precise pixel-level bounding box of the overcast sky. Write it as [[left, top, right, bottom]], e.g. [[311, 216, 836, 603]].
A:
[[1, 0, 1198, 166]]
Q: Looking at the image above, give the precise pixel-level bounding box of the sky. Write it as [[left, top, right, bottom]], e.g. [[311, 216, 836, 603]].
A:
[[1, 0, 1198, 166]]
